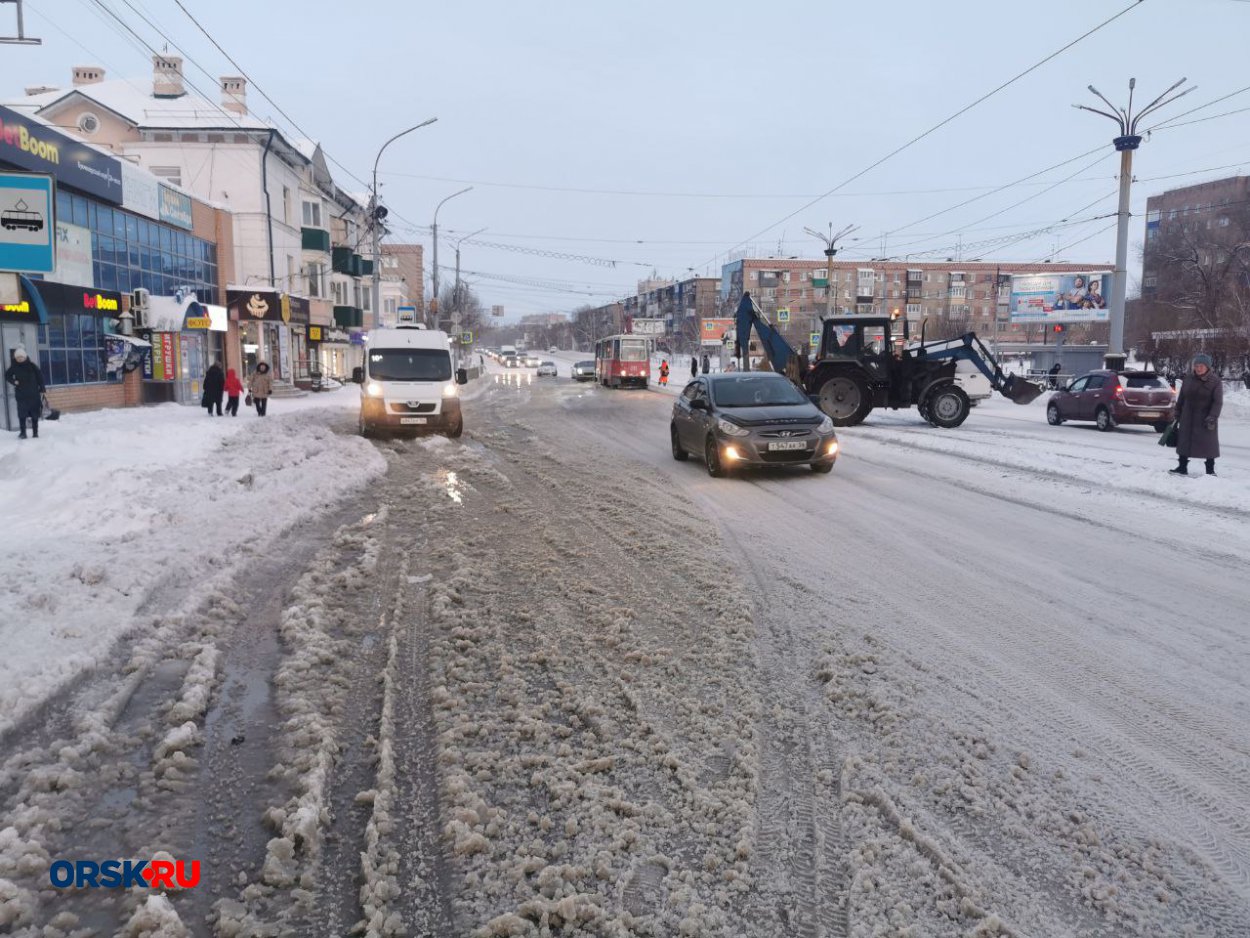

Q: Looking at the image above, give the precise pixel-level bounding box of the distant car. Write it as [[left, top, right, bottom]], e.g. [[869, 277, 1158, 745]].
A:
[[536, 361, 558, 377], [571, 360, 596, 382], [503, 355, 520, 368], [524, 354, 541, 367], [1046, 370, 1176, 432], [548, 346, 558, 353], [671, 373, 839, 477]]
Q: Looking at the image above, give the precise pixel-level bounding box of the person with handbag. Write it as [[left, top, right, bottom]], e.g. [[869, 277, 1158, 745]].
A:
[[248, 362, 273, 417], [5, 346, 45, 440], [1170, 353, 1223, 476]]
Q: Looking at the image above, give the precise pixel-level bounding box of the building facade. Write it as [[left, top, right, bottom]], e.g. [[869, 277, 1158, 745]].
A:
[[8, 57, 375, 387], [378, 243, 425, 326], [1141, 175, 1249, 300]]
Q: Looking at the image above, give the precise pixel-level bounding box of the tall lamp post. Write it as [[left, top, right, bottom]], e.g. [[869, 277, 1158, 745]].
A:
[[453, 227, 487, 330], [1075, 78, 1193, 370], [430, 187, 472, 326], [805, 223, 858, 320], [370, 118, 437, 326]]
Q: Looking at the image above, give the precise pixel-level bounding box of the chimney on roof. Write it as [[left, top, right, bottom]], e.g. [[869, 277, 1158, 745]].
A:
[[72, 66, 105, 86], [152, 55, 185, 98], [220, 76, 247, 116]]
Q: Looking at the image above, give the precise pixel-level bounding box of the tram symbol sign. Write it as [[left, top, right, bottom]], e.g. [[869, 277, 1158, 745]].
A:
[[0, 172, 55, 273]]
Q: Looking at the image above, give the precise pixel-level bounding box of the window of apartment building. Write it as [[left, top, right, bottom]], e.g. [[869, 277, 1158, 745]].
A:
[[305, 262, 324, 297], [302, 200, 323, 228], [1143, 274, 1158, 290], [282, 187, 293, 226], [331, 279, 349, 306], [905, 303, 921, 317], [949, 284, 967, 298], [150, 165, 182, 187], [855, 303, 873, 315], [384, 298, 397, 316], [856, 269, 875, 296], [1219, 216, 1230, 227]]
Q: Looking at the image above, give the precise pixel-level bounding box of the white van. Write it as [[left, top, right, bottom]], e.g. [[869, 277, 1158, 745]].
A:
[[352, 325, 467, 437]]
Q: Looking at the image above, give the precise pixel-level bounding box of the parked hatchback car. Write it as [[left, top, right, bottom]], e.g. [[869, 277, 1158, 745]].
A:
[[671, 373, 839, 477], [571, 360, 596, 382], [1046, 370, 1175, 432], [536, 361, 558, 377]]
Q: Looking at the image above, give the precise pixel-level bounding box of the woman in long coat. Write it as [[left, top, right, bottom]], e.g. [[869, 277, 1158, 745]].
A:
[[1170, 353, 1222, 476], [201, 361, 225, 416]]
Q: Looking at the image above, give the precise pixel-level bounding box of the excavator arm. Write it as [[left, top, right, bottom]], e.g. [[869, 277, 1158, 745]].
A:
[[733, 292, 806, 384], [910, 332, 1042, 404]]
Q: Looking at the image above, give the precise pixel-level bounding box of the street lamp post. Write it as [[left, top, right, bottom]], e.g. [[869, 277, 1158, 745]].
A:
[[805, 223, 858, 320], [430, 187, 472, 327], [453, 227, 487, 334], [370, 118, 437, 327], [1075, 78, 1193, 370]]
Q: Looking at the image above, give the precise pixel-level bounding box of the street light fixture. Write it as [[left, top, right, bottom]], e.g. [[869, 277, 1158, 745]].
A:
[[430, 187, 473, 326], [370, 118, 437, 326], [805, 223, 858, 321], [1074, 77, 1194, 370]]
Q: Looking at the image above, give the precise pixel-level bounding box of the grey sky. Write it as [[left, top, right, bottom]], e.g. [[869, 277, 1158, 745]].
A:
[[4, 0, 1249, 319]]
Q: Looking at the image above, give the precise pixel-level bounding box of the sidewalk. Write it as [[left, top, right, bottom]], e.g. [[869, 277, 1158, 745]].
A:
[[0, 389, 384, 736]]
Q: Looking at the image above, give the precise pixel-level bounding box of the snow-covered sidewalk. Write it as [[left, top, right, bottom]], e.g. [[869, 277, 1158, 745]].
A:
[[0, 390, 384, 737]]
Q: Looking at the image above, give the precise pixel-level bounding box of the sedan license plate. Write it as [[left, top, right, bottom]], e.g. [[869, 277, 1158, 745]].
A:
[[400, 417, 428, 425], [1138, 411, 1160, 419], [768, 440, 807, 451]]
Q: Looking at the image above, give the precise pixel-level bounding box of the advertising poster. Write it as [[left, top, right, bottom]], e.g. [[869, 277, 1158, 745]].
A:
[[1010, 272, 1111, 323]]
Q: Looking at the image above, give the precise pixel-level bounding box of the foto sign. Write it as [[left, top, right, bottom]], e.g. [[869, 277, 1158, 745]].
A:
[[0, 172, 55, 273]]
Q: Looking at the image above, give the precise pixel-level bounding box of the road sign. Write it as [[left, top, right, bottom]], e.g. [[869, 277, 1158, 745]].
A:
[[0, 172, 55, 273], [460, 331, 473, 345], [777, 308, 790, 323], [809, 332, 820, 347]]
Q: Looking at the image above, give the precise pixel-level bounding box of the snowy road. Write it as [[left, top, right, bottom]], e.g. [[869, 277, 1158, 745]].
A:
[[1, 371, 1248, 936]]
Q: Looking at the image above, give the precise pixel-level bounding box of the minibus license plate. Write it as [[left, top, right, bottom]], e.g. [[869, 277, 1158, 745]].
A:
[[401, 417, 428, 425]]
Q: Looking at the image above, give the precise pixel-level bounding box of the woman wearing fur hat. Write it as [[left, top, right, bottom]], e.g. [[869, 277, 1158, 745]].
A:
[[4, 347, 45, 440], [1171, 353, 1222, 476]]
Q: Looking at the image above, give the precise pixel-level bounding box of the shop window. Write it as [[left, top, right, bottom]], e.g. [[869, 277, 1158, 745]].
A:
[[38, 313, 106, 387]]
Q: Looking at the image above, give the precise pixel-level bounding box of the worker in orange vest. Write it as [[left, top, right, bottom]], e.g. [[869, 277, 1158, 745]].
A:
[[659, 360, 670, 386]]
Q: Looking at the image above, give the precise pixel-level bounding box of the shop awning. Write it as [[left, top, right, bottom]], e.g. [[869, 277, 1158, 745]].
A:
[[146, 296, 226, 332]]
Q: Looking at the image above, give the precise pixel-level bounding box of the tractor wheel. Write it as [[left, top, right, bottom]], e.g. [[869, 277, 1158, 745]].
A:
[[671, 424, 688, 461], [816, 373, 872, 426], [925, 384, 971, 428]]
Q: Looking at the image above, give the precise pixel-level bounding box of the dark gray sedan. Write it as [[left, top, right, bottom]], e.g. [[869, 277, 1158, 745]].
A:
[[671, 373, 839, 477]]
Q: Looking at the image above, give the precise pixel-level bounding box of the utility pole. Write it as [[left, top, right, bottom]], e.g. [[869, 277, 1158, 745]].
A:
[[431, 186, 472, 329], [1076, 77, 1193, 370], [452, 227, 486, 343], [370, 119, 437, 328], [805, 223, 858, 320]]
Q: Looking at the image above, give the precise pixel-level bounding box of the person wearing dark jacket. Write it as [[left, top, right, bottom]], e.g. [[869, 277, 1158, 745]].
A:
[[1171, 353, 1223, 476], [701, 353, 711, 375], [201, 361, 225, 416], [5, 346, 45, 439], [690, 356, 699, 379]]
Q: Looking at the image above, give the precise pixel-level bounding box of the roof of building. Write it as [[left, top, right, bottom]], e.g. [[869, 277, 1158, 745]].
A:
[[9, 78, 271, 131]]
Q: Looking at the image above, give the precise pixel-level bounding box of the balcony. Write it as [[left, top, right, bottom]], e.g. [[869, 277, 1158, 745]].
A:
[[332, 246, 354, 274], [333, 305, 363, 328], [349, 254, 365, 278], [359, 258, 374, 277], [301, 227, 331, 253]]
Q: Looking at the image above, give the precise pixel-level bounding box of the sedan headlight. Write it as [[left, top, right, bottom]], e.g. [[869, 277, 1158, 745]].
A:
[[366, 381, 384, 398], [443, 383, 459, 398], [717, 418, 750, 438], [817, 415, 835, 433]]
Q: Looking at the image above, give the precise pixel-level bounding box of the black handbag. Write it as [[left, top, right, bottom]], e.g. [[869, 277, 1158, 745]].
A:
[[41, 394, 61, 421]]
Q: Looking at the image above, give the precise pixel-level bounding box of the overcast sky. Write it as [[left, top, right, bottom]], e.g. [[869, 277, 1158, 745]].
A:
[[4, 0, 1249, 319]]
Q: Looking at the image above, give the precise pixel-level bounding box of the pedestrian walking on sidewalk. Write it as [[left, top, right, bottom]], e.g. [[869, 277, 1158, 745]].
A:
[[701, 353, 711, 375], [690, 355, 698, 379], [5, 346, 45, 439], [201, 361, 225, 416], [249, 362, 273, 417], [224, 367, 244, 416], [1170, 353, 1222, 476]]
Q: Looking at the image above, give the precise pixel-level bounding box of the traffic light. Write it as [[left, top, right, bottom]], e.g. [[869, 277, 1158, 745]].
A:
[[1052, 323, 1066, 334]]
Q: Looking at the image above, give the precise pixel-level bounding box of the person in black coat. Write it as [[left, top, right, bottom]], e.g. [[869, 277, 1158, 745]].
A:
[[690, 355, 699, 379], [201, 361, 225, 416], [1171, 353, 1223, 476], [5, 346, 45, 439], [701, 353, 711, 375]]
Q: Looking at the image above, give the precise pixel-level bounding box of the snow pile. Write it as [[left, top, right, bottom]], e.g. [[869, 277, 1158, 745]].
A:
[[119, 893, 188, 937], [0, 392, 382, 737]]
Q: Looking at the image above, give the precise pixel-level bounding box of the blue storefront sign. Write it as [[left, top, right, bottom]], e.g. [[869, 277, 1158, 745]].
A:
[[0, 105, 123, 205], [0, 171, 56, 273], [158, 184, 193, 230]]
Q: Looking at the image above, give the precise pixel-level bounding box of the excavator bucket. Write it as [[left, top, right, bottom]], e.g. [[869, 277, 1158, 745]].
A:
[[1000, 374, 1044, 405]]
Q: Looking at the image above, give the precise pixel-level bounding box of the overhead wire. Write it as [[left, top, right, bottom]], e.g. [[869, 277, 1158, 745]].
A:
[[694, 0, 1148, 271]]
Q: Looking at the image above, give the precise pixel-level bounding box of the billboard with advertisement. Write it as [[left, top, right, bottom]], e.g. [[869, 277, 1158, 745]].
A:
[[700, 317, 733, 345], [158, 185, 193, 230], [630, 317, 666, 336], [1009, 272, 1112, 323], [52, 222, 92, 284]]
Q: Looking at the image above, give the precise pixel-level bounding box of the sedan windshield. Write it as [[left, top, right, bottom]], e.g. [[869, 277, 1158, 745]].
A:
[[712, 375, 809, 407], [368, 348, 451, 382], [575, 361, 594, 369]]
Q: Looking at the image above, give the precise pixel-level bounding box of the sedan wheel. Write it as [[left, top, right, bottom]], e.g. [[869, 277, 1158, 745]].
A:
[[1047, 403, 1064, 425], [705, 438, 727, 478], [671, 424, 688, 461], [1095, 406, 1116, 432]]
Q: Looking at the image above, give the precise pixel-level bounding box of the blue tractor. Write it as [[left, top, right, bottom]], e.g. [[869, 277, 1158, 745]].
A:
[[733, 292, 1042, 428]]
